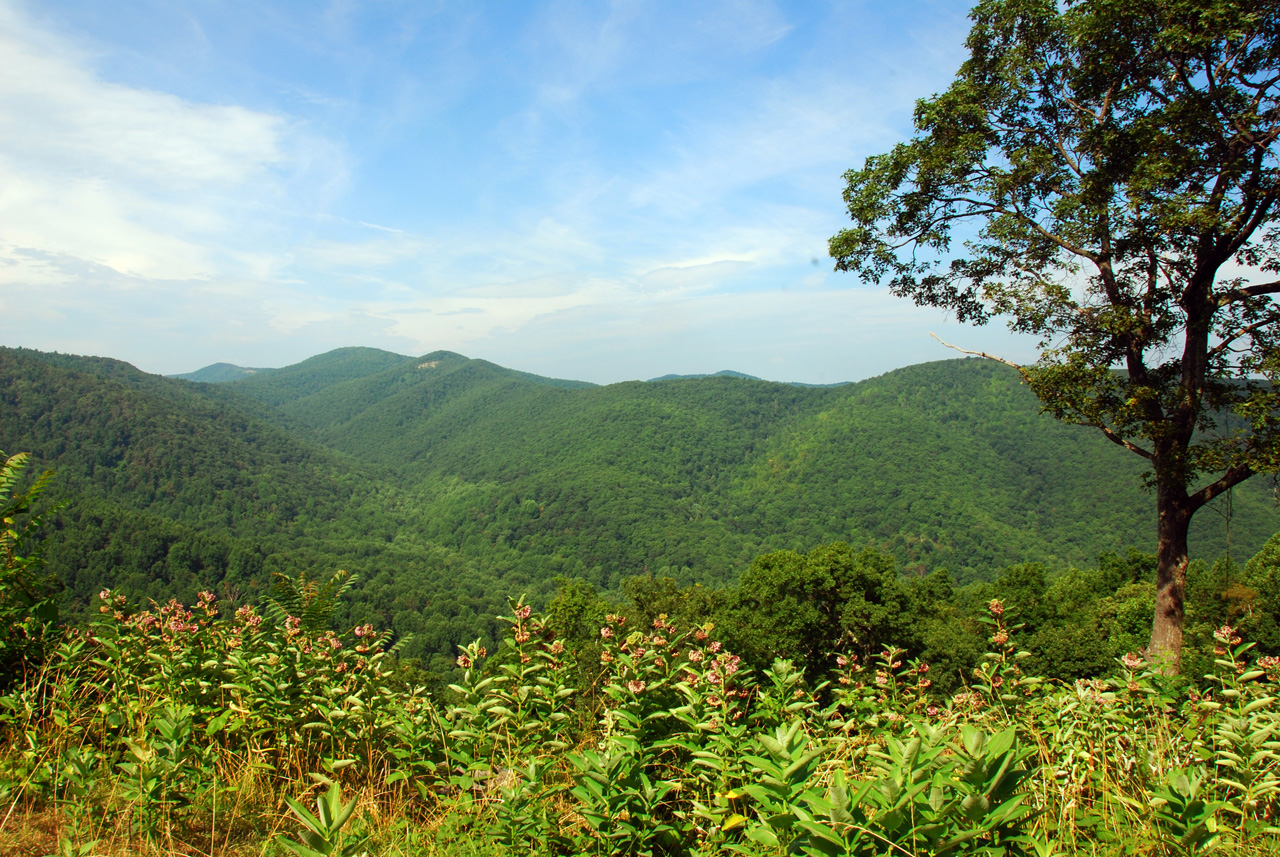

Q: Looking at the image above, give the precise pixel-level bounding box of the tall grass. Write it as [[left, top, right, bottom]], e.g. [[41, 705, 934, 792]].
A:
[[1, 585, 1277, 856]]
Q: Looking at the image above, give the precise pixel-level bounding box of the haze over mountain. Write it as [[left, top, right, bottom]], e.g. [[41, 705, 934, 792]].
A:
[[3, 344, 1275, 669]]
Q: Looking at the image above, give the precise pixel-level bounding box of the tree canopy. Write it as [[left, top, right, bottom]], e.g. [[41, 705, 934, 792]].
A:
[[831, 0, 1280, 670]]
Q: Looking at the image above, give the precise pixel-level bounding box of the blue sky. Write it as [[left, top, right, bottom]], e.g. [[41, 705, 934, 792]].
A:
[[0, 0, 1039, 383]]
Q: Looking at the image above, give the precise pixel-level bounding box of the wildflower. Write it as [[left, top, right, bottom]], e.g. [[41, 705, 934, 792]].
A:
[[653, 615, 668, 630], [549, 641, 565, 655], [839, 677, 851, 685], [916, 663, 929, 674], [627, 679, 646, 694], [98, 589, 111, 601], [689, 649, 704, 663], [917, 678, 932, 689], [651, 635, 667, 647], [607, 613, 625, 625], [875, 670, 889, 686], [1127, 681, 1140, 692], [457, 653, 472, 669], [600, 626, 614, 639], [285, 616, 302, 637], [601, 651, 614, 664], [695, 628, 708, 641], [515, 605, 532, 621], [514, 630, 530, 643], [988, 599, 1005, 616], [992, 631, 1009, 646], [329, 637, 342, 650], [709, 641, 722, 654], [1121, 652, 1144, 670], [926, 705, 940, 717], [992, 675, 1004, 688], [885, 711, 903, 722], [706, 695, 721, 707], [836, 655, 848, 667]]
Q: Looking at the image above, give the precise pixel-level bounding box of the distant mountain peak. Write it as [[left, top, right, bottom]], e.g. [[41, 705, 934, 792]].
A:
[[170, 363, 273, 383], [647, 370, 762, 382]]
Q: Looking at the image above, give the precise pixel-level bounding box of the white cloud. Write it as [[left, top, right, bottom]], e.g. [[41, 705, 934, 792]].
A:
[[0, 0, 306, 280]]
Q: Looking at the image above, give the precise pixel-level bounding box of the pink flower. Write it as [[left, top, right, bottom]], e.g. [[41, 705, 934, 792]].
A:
[[600, 626, 614, 639], [515, 605, 532, 621], [988, 599, 1005, 616], [709, 641, 722, 654], [836, 655, 848, 667], [627, 680, 646, 694], [1121, 652, 1144, 670], [689, 650, 704, 663], [456, 654, 472, 669]]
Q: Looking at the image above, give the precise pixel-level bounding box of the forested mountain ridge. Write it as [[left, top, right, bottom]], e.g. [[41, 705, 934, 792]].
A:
[[3, 344, 1277, 666]]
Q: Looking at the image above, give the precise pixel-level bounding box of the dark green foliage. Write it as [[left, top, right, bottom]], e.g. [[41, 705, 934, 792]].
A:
[[718, 543, 913, 680]]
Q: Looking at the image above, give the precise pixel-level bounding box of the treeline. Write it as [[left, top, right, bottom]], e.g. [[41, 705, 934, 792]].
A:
[[537, 538, 1280, 699]]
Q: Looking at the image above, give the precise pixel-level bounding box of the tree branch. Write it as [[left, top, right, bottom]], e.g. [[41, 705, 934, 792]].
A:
[[1096, 425, 1155, 461], [929, 333, 1026, 371], [1218, 280, 1280, 305], [1189, 464, 1254, 512]]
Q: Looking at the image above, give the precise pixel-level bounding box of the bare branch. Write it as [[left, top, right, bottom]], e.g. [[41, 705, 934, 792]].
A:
[[929, 333, 1025, 371]]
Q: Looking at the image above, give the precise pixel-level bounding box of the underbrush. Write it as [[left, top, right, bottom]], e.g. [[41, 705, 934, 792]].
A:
[[1, 585, 1278, 856]]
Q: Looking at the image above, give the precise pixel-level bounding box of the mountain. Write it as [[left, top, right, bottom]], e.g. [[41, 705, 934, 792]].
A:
[[170, 363, 273, 383], [648, 370, 763, 381], [3, 345, 1276, 668]]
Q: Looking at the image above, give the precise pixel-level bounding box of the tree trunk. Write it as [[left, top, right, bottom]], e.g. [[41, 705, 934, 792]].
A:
[[1149, 481, 1193, 673]]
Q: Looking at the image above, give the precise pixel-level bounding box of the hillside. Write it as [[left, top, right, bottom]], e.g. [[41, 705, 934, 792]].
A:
[[3, 345, 1276, 668]]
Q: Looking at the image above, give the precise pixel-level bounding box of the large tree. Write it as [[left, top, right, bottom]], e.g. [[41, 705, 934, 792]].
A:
[[830, 0, 1280, 671]]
